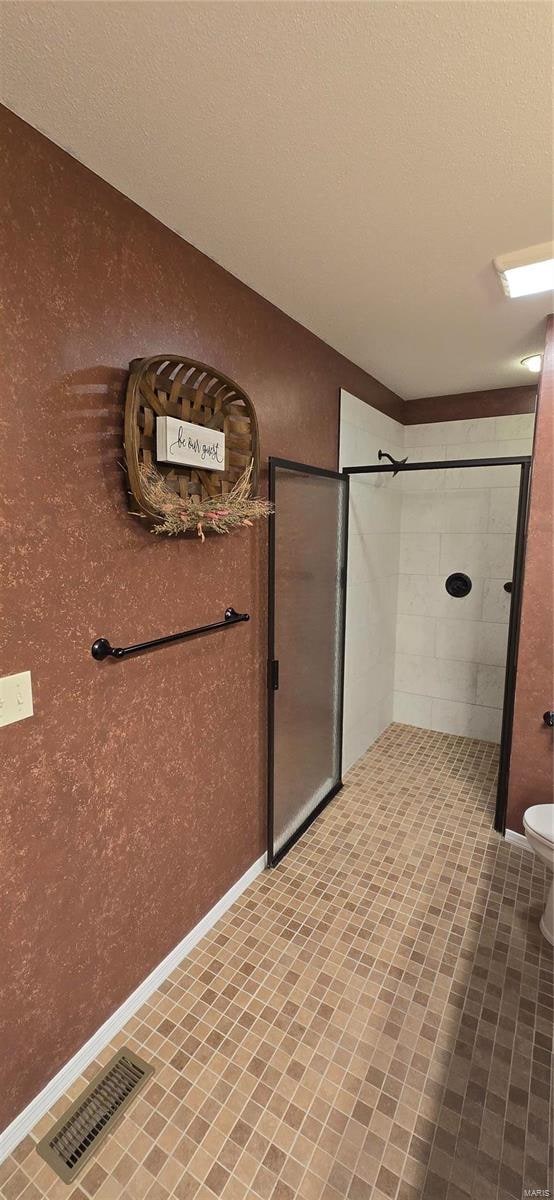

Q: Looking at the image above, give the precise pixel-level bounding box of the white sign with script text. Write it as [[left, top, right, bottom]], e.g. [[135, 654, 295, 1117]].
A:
[[156, 416, 225, 471]]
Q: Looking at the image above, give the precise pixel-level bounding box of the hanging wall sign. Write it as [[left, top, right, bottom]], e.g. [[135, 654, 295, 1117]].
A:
[[156, 415, 226, 471]]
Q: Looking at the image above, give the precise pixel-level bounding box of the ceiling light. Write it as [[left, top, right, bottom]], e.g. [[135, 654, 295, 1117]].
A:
[[494, 242, 554, 298], [521, 354, 542, 374]]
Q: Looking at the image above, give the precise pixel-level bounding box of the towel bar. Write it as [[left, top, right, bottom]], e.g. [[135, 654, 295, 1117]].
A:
[[91, 607, 249, 661]]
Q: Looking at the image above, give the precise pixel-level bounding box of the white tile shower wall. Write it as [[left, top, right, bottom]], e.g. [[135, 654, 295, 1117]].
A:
[[339, 401, 534, 762], [393, 413, 535, 741], [339, 390, 403, 771]]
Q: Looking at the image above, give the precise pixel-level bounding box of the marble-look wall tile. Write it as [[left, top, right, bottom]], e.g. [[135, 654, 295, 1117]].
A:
[[435, 618, 508, 666], [394, 413, 533, 741], [494, 412, 536, 440], [397, 572, 485, 621], [340, 391, 403, 770], [400, 449, 447, 494], [476, 663, 506, 708], [488, 487, 520, 533], [443, 462, 522, 490], [345, 403, 534, 756], [439, 532, 515, 578], [482, 578, 512, 622], [342, 694, 393, 771], [392, 691, 433, 728], [346, 576, 395, 635], [430, 698, 503, 742], [400, 532, 441, 574], [395, 653, 478, 703], [401, 489, 491, 533], [404, 422, 454, 447], [353, 485, 403, 534], [396, 613, 436, 656], [445, 437, 532, 461]]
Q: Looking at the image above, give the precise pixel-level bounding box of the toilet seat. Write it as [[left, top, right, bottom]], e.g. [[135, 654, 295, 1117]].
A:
[[522, 805, 554, 948], [523, 804, 554, 848]]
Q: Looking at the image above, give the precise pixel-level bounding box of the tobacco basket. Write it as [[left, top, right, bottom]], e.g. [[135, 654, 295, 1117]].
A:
[[124, 354, 260, 527]]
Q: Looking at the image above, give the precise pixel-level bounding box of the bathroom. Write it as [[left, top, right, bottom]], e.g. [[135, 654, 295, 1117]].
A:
[[1, 4, 553, 1200]]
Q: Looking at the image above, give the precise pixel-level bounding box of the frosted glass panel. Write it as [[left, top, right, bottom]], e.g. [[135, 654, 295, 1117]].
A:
[[269, 464, 347, 861]]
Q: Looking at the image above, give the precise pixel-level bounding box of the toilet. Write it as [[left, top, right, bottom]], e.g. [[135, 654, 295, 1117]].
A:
[[523, 805, 554, 945]]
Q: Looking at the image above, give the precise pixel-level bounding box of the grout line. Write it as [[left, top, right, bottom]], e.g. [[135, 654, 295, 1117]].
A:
[[0, 853, 267, 1165]]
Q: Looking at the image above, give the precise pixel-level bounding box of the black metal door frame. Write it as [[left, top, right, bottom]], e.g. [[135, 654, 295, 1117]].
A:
[[343, 455, 532, 837], [494, 458, 532, 832], [267, 457, 349, 866]]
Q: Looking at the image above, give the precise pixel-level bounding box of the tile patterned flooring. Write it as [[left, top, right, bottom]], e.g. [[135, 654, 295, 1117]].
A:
[[1, 724, 552, 1200]]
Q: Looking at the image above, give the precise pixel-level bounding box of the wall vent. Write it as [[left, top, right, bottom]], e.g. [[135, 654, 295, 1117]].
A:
[[36, 1049, 154, 1182]]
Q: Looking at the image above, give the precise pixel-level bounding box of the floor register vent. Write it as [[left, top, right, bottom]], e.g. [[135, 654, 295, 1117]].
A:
[[37, 1049, 154, 1182]]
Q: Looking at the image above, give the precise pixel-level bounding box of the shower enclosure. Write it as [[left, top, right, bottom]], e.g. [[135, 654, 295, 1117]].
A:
[[267, 450, 531, 864], [267, 459, 348, 865], [344, 454, 531, 835]]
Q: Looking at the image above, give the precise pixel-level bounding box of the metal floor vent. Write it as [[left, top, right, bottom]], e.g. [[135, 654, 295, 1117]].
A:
[[37, 1049, 154, 1183]]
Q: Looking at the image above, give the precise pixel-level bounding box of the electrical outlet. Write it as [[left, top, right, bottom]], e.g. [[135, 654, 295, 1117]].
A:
[[0, 671, 33, 728]]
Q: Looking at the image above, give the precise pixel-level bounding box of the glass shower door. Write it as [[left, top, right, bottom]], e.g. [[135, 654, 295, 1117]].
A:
[[267, 458, 348, 865]]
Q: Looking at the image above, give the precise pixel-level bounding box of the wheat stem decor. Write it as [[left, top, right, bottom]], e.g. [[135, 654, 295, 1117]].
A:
[[139, 459, 272, 541], [124, 354, 265, 540]]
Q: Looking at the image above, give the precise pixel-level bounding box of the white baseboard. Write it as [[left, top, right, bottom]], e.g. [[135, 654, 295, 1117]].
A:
[[504, 829, 531, 851], [0, 853, 266, 1165]]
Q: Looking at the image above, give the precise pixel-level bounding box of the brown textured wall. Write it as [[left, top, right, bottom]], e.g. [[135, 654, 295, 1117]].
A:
[[507, 318, 554, 833], [0, 105, 402, 1129], [402, 385, 537, 425]]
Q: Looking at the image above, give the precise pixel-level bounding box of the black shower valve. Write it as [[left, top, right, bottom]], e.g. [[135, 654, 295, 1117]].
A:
[[445, 573, 472, 598]]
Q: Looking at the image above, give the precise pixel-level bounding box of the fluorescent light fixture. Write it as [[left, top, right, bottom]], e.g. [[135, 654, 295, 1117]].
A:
[[521, 354, 542, 373], [494, 242, 554, 298]]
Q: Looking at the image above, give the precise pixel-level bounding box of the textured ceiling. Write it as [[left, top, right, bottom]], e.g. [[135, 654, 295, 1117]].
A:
[[1, 1, 552, 398]]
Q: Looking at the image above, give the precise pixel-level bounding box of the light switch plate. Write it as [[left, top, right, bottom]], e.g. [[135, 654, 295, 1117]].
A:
[[0, 671, 33, 727]]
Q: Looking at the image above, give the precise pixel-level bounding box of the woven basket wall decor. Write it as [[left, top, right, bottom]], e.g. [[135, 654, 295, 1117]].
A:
[[124, 354, 262, 536]]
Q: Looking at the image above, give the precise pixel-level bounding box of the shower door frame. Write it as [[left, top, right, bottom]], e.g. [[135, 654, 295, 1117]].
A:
[[267, 457, 349, 866], [343, 455, 532, 836]]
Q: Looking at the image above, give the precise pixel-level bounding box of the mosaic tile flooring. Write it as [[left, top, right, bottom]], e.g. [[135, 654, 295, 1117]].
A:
[[1, 724, 552, 1200]]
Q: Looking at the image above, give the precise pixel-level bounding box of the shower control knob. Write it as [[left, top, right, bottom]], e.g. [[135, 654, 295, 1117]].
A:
[[543, 711, 554, 727], [445, 573, 472, 598]]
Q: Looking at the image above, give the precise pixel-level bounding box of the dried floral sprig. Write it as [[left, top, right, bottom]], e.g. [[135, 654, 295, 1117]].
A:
[[138, 459, 273, 541]]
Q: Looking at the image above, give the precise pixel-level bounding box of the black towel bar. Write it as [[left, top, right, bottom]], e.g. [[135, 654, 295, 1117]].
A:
[[91, 607, 249, 661]]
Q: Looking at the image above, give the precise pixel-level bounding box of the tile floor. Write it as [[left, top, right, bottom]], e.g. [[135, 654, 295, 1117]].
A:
[[1, 725, 552, 1200]]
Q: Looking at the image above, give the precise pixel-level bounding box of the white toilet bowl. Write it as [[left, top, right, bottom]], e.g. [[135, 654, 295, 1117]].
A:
[[523, 805, 554, 946]]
